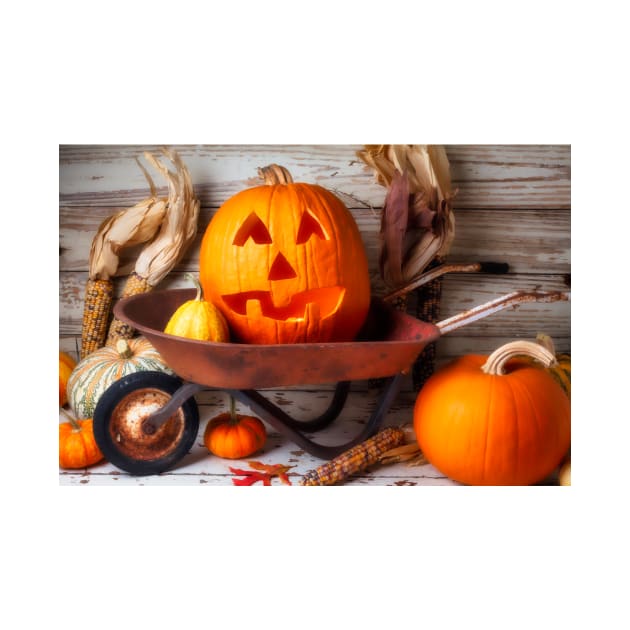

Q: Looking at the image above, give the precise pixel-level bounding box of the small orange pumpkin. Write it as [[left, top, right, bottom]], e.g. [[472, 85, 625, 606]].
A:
[[413, 340, 571, 486], [59, 350, 77, 407], [199, 164, 371, 345], [59, 409, 104, 469], [203, 397, 266, 459]]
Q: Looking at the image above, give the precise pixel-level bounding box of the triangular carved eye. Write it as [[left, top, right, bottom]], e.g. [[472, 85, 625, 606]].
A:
[[233, 212, 273, 246], [296, 210, 328, 244]]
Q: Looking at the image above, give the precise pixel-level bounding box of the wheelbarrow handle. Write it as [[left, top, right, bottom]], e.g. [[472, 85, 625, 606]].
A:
[[436, 290, 571, 335], [383, 261, 509, 303]]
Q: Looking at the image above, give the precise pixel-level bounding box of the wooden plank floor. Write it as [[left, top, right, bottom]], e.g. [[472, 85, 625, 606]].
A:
[[59, 382, 562, 486], [59, 384, 460, 486]]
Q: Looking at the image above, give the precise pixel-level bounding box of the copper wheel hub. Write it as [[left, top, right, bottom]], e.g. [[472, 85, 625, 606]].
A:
[[108, 388, 186, 461]]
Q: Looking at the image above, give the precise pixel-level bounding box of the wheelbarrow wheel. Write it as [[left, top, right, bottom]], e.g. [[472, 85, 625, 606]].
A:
[[93, 370, 199, 476]]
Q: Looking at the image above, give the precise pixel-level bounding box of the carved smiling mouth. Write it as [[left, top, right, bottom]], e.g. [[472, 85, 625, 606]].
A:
[[222, 287, 345, 321]]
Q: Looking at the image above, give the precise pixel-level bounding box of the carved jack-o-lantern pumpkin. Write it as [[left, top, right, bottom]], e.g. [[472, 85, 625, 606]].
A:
[[199, 164, 371, 345]]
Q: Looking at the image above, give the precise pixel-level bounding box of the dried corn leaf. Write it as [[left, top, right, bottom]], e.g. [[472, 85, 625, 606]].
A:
[[356, 144, 456, 292], [378, 442, 429, 467], [133, 147, 200, 286], [89, 197, 167, 280], [379, 170, 409, 286], [81, 159, 170, 356], [88, 159, 167, 280]]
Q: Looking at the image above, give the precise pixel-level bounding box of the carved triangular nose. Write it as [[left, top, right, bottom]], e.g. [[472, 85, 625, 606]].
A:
[[268, 252, 297, 281]]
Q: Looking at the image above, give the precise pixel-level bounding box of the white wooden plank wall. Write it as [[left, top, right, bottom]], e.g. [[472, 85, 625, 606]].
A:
[[58, 144, 570, 485]]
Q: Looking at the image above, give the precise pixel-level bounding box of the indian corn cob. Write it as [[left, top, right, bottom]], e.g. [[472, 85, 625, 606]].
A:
[[299, 427, 406, 486], [106, 147, 200, 346], [80, 277, 115, 360], [79, 190, 168, 359], [104, 271, 154, 344]]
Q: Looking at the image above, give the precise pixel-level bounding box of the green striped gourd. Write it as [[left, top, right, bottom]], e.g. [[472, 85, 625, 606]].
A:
[[67, 337, 174, 419], [548, 352, 571, 397], [521, 334, 570, 398]]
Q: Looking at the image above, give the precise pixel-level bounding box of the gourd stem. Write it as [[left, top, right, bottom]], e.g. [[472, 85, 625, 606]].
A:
[[258, 164, 293, 185], [481, 340, 557, 376], [60, 408, 81, 433], [185, 272, 203, 301], [115, 339, 134, 359]]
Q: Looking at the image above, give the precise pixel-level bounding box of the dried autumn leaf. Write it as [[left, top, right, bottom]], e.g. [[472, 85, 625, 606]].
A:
[[230, 461, 295, 486], [248, 461, 294, 485], [229, 467, 272, 486]]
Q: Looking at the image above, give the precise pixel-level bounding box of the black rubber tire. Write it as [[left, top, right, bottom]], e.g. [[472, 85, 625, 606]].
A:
[[93, 371, 199, 476]]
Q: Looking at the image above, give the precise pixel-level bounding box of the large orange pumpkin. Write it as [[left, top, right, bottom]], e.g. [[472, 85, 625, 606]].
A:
[[199, 164, 371, 345], [413, 340, 571, 486]]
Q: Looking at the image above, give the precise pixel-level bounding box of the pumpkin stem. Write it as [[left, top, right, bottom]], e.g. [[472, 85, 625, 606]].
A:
[[60, 408, 82, 433], [535, 332, 556, 355], [481, 340, 557, 376], [228, 395, 239, 425], [115, 338, 134, 359], [185, 272, 203, 301], [258, 164, 294, 185]]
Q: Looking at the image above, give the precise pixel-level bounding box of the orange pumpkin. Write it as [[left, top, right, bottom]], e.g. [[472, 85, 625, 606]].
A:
[[59, 350, 77, 407], [413, 340, 571, 486], [199, 164, 371, 344], [203, 398, 266, 459], [59, 409, 104, 469]]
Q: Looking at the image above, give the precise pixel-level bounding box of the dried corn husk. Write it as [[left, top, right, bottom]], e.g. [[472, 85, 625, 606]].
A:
[[356, 144, 456, 292], [106, 147, 200, 345], [133, 148, 200, 287], [80, 167, 168, 358], [358, 145, 456, 389], [89, 196, 168, 281], [378, 442, 427, 467], [377, 424, 428, 467]]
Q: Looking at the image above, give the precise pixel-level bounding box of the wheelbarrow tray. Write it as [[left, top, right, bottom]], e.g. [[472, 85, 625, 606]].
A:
[[114, 289, 441, 389]]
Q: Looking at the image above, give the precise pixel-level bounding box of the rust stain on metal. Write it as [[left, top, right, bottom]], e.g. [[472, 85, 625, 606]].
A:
[[108, 388, 185, 461], [113, 291, 441, 389]]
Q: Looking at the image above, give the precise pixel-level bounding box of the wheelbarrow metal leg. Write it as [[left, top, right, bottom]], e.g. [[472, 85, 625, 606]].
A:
[[141, 381, 205, 434], [139, 374, 403, 460], [226, 373, 405, 460], [243, 381, 351, 432]]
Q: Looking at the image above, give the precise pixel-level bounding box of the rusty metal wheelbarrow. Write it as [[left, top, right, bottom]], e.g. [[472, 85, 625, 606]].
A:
[[93, 289, 569, 475]]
